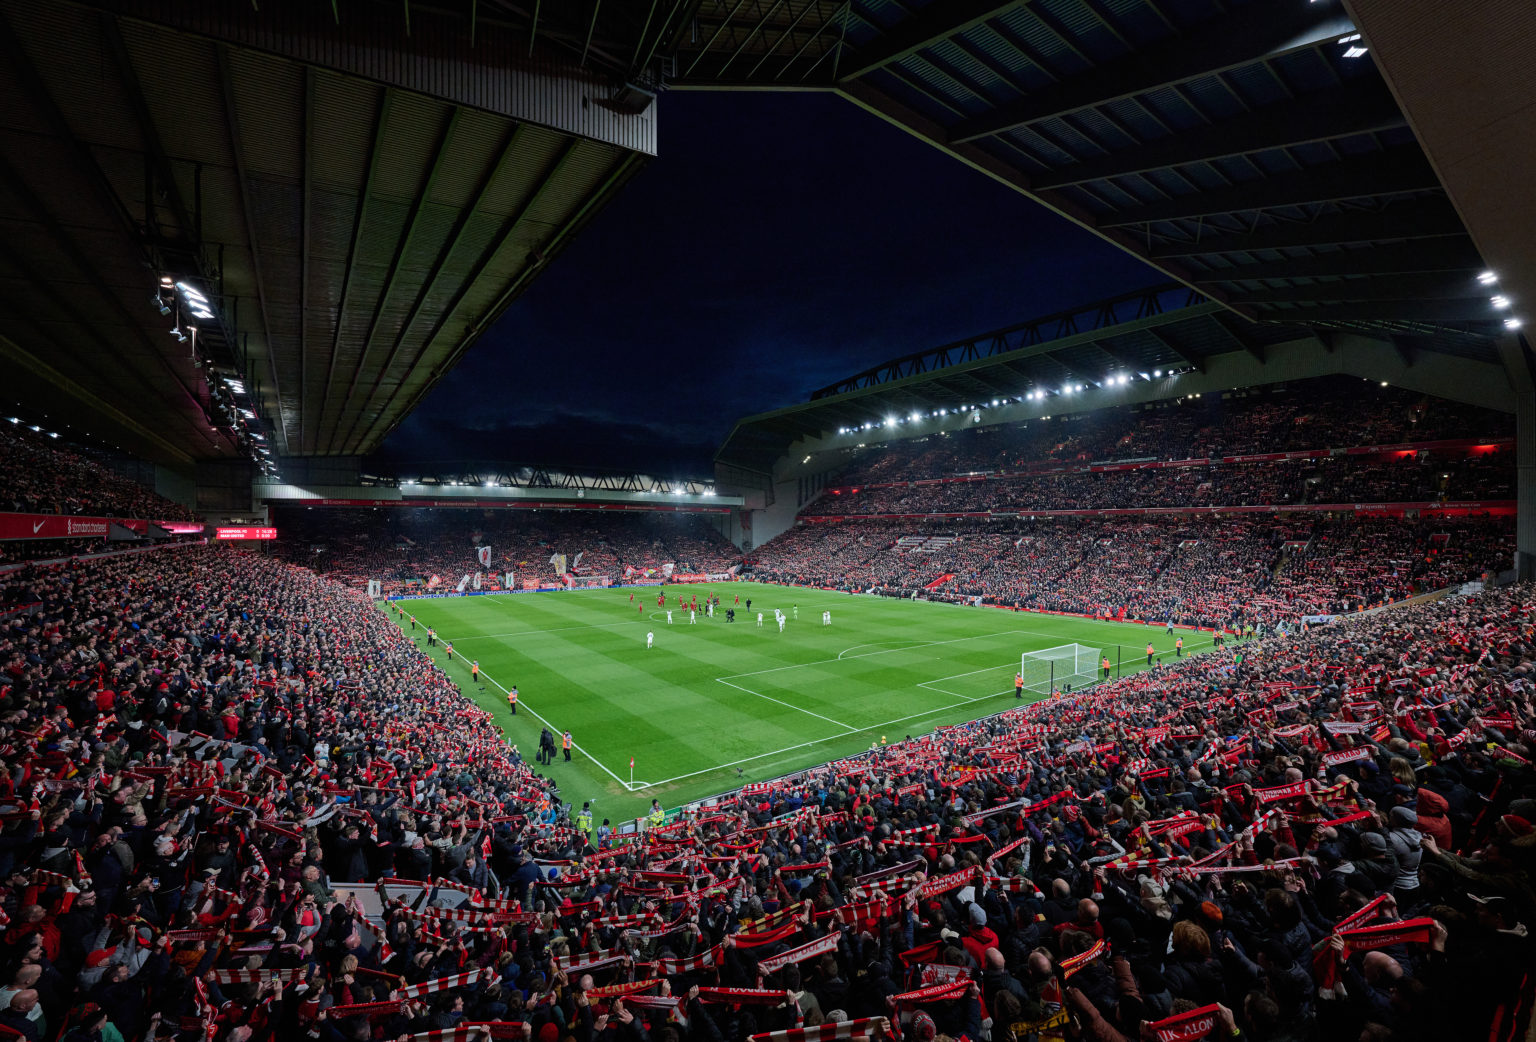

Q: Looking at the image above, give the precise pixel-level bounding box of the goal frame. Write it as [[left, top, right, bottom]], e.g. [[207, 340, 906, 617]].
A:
[[1020, 643, 1102, 695]]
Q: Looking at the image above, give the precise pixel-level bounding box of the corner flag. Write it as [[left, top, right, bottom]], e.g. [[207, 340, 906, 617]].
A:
[[629, 756, 635, 769]]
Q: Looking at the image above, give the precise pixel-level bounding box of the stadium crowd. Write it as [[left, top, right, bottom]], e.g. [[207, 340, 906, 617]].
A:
[[270, 509, 740, 595], [1, 539, 1534, 1042], [801, 455, 1514, 519], [0, 425, 196, 522], [818, 379, 1511, 488], [749, 517, 1511, 630]]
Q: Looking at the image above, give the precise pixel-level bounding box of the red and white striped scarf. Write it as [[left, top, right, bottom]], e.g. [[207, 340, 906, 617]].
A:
[[397, 967, 493, 999], [755, 932, 841, 975], [748, 1016, 890, 1042], [648, 945, 720, 975], [211, 968, 308, 985]]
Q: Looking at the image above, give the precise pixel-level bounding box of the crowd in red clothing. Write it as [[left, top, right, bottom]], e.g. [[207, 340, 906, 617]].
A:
[[270, 509, 741, 596], [749, 517, 1511, 630], [0, 426, 196, 522], [818, 379, 1510, 488], [801, 454, 1514, 518], [1, 539, 1534, 1042]]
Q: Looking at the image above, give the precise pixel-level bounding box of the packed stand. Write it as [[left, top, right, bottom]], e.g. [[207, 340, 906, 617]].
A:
[[749, 516, 1511, 629], [0, 424, 197, 521], [816, 378, 1511, 488], [271, 508, 741, 595], [801, 455, 1513, 518], [6, 535, 1535, 1042]]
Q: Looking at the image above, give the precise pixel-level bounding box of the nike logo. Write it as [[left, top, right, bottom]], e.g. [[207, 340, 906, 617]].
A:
[[32, 521, 45, 533]]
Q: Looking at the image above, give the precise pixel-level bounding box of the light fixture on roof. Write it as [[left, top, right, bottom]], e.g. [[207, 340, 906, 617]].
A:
[[1478, 271, 1499, 285], [1491, 295, 1511, 309], [1338, 33, 1367, 57], [1506, 317, 1524, 330]]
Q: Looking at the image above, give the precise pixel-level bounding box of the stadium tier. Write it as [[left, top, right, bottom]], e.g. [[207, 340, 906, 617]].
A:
[[269, 508, 743, 595], [2, 534, 1535, 1042], [816, 379, 1512, 488], [0, 424, 197, 522], [747, 516, 1511, 627], [3, 1, 1536, 1037]]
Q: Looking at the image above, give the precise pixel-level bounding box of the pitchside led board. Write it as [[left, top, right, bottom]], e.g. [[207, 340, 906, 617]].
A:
[[215, 527, 278, 540]]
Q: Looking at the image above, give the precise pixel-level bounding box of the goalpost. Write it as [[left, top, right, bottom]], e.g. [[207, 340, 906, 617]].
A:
[[1020, 643, 1103, 695]]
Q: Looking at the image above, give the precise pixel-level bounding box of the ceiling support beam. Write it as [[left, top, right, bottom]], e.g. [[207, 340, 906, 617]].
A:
[[1254, 299, 1503, 325], [334, 107, 461, 454], [1149, 198, 1465, 257], [0, 155, 223, 454], [1100, 147, 1439, 228], [714, 0, 787, 78], [683, 0, 756, 77], [216, 44, 290, 455], [351, 138, 585, 452], [0, 9, 138, 247], [314, 88, 393, 454], [342, 122, 527, 455], [0, 330, 194, 466], [1035, 82, 1406, 190], [371, 150, 647, 448], [1192, 239, 1485, 282], [300, 66, 314, 456], [1227, 272, 1494, 305], [837, 0, 1022, 81], [1143, 325, 1204, 373], [744, 0, 825, 79], [101, 14, 200, 241], [950, 3, 1353, 143]]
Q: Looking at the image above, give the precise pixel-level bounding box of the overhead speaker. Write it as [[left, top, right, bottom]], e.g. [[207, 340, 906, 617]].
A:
[[608, 81, 655, 115]]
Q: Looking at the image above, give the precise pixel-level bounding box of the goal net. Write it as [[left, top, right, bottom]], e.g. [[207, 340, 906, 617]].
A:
[[1020, 643, 1102, 695], [567, 575, 611, 589]]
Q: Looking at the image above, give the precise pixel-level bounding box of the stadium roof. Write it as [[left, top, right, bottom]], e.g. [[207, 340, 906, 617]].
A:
[[2, 0, 1521, 475], [668, 0, 1502, 344], [713, 282, 1509, 473], [0, 0, 654, 466]]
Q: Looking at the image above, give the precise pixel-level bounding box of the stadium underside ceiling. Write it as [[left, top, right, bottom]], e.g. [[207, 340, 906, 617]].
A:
[[667, 0, 1507, 344], [0, 0, 653, 466], [2, 0, 1526, 479], [654, 0, 1525, 476], [713, 287, 1513, 474]]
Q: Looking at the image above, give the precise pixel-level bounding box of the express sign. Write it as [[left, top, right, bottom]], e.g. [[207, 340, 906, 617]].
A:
[[215, 527, 278, 540]]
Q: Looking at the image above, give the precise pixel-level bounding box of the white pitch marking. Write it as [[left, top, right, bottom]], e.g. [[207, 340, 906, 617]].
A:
[[714, 678, 859, 732]]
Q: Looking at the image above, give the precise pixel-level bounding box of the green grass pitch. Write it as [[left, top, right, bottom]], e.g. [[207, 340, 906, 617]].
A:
[[382, 582, 1214, 821]]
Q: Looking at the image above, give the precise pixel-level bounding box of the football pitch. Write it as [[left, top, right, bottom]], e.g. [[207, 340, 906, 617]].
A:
[[383, 582, 1214, 820]]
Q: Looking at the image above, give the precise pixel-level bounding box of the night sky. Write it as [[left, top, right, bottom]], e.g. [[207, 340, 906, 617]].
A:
[[379, 90, 1160, 478]]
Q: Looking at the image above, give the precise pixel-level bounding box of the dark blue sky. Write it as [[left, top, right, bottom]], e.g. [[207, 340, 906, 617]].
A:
[[381, 90, 1159, 477]]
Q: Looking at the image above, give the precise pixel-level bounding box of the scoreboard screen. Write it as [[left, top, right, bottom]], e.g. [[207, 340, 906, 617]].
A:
[[215, 527, 278, 540]]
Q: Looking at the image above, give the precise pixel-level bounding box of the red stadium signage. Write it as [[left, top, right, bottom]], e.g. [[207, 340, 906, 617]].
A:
[[0, 512, 202, 541], [215, 527, 278, 541]]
